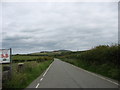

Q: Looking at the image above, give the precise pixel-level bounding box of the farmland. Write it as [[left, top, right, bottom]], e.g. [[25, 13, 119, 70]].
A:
[[12, 55, 53, 62]]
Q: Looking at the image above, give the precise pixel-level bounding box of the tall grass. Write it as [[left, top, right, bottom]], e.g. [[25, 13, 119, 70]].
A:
[[3, 56, 53, 88], [58, 45, 119, 81]]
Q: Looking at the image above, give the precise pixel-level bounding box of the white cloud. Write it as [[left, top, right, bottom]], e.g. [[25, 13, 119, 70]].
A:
[[2, 2, 118, 54]]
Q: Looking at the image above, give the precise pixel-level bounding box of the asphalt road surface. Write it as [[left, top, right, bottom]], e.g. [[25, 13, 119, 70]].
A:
[[27, 58, 119, 88]]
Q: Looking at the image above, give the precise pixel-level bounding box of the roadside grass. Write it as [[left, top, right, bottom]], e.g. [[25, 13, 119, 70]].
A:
[[59, 45, 120, 81], [2, 60, 53, 88], [61, 59, 119, 81]]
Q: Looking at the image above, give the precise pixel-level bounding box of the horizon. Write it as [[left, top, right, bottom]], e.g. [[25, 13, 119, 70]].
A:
[[12, 43, 118, 55], [1, 2, 118, 54]]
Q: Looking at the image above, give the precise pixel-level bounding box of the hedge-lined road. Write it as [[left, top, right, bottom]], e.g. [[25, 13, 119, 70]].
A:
[[27, 58, 119, 88]]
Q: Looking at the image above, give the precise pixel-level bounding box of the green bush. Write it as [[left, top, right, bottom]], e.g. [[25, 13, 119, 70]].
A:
[[58, 44, 119, 81]]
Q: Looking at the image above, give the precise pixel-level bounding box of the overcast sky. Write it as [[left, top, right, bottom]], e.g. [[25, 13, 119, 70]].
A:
[[1, 2, 118, 54]]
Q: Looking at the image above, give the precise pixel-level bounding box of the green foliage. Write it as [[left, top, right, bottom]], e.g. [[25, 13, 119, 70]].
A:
[[3, 56, 53, 88], [58, 44, 120, 81]]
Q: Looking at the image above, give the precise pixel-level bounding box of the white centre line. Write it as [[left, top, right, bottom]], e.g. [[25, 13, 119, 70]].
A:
[[35, 61, 54, 88], [40, 78, 43, 81], [43, 62, 53, 77], [35, 83, 39, 88]]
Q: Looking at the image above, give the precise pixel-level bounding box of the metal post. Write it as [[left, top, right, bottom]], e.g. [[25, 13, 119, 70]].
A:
[[9, 48, 12, 79], [10, 48, 12, 64], [0, 50, 2, 90]]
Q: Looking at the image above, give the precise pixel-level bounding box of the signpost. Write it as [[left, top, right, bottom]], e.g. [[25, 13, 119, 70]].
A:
[[0, 48, 11, 64], [0, 48, 12, 89]]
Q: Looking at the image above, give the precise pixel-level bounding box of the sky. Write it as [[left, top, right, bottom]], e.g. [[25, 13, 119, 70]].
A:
[[1, 2, 118, 54]]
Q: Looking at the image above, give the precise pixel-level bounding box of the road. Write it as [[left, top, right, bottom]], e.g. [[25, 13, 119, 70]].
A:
[[27, 58, 119, 88]]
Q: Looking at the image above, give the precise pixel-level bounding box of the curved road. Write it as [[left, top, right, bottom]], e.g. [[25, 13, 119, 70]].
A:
[[27, 58, 119, 88]]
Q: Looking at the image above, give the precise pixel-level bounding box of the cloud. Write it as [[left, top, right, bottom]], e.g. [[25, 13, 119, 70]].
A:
[[2, 2, 118, 54]]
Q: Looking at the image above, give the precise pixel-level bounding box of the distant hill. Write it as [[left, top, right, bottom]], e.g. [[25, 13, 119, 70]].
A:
[[28, 50, 71, 56], [53, 50, 71, 52]]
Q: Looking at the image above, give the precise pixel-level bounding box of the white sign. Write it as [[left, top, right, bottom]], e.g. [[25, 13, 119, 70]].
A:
[[0, 49, 10, 63]]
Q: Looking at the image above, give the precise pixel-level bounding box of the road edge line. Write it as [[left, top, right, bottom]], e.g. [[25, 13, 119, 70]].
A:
[[35, 83, 39, 88], [43, 60, 53, 77], [71, 64, 119, 86], [40, 78, 43, 81], [63, 61, 119, 86], [36, 60, 53, 88]]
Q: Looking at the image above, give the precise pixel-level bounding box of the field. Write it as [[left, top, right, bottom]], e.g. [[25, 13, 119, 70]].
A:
[[2, 55, 53, 88], [57, 45, 120, 81], [12, 55, 53, 62]]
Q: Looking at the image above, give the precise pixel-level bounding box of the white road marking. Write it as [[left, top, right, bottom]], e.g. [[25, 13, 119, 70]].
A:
[[36, 61, 53, 88], [40, 78, 43, 81], [35, 83, 39, 88], [43, 62, 53, 77], [71, 64, 119, 86]]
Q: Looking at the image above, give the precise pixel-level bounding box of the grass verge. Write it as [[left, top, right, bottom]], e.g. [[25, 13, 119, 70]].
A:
[[58, 45, 120, 81], [2, 60, 53, 88], [60, 58, 119, 81]]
